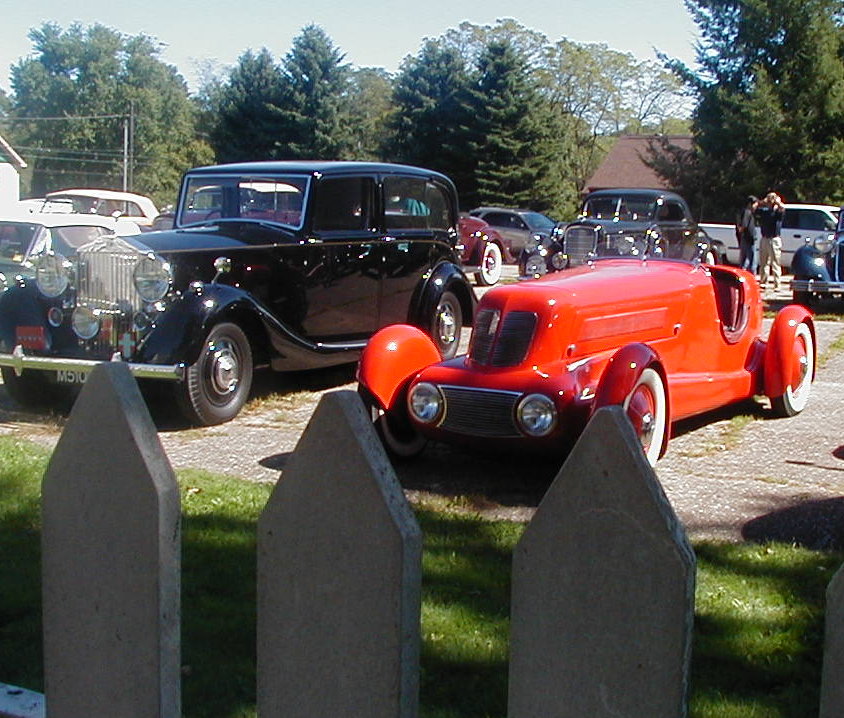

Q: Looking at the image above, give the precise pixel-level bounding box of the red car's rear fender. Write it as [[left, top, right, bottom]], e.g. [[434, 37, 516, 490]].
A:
[[764, 307, 815, 399], [356, 324, 442, 410], [591, 343, 670, 458]]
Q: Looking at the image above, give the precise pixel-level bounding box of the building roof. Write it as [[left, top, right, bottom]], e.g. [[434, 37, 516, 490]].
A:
[[0, 135, 26, 169], [583, 135, 692, 194]]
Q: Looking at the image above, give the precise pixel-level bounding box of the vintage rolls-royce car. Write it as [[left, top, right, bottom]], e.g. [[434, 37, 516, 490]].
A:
[[520, 189, 724, 278], [357, 257, 814, 465], [0, 162, 476, 425], [790, 205, 844, 304]]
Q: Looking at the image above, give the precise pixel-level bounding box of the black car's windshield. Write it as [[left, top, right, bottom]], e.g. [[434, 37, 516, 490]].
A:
[[178, 175, 309, 229], [582, 195, 657, 222]]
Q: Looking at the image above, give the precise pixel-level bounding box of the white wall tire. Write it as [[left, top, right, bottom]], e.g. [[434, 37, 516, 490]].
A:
[[771, 321, 813, 417], [475, 242, 503, 286], [622, 367, 667, 466]]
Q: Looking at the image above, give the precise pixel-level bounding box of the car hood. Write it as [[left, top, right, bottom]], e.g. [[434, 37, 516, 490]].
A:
[[123, 221, 297, 254]]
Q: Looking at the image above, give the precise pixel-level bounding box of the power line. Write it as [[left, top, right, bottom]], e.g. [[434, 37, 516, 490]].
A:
[[0, 113, 128, 122]]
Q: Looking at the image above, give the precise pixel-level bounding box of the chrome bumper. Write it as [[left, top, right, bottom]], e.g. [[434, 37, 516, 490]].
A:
[[791, 279, 844, 294], [0, 345, 185, 381]]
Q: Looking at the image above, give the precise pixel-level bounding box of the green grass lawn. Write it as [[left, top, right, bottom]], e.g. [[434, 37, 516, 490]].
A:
[[1, 436, 841, 717]]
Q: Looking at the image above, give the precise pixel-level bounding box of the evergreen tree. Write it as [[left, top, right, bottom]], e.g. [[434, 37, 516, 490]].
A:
[[386, 40, 476, 204], [277, 25, 352, 159], [664, 0, 844, 215], [469, 42, 549, 210], [209, 48, 287, 163]]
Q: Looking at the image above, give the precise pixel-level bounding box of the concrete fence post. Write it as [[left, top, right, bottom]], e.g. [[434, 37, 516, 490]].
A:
[[257, 390, 422, 718], [40, 363, 181, 717], [508, 406, 696, 718]]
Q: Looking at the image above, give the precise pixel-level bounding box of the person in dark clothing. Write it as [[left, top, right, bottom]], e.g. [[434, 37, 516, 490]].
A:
[[736, 195, 758, 272], [755, 192, 785, 290]]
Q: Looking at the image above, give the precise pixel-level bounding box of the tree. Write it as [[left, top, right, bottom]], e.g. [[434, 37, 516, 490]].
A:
[[469, 42, 563, 212], [344, 67, 394, 160], [664, 0, 844, 217], [276, 25, 353, 159], [9, 22, 211, 205], [386, 40, 476, 203], [207, 48, 287, 163]]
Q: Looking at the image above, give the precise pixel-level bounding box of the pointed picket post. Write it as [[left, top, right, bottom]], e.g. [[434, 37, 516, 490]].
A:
[[40, 362, 181, 717], [508, 405, 695, 718], [257, 390, 422, 718], [820, 564, 844, 716]]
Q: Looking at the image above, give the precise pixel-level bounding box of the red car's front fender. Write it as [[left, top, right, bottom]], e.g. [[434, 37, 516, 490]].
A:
[[764, 307, 815, 399], [356, 324, 442, 410]]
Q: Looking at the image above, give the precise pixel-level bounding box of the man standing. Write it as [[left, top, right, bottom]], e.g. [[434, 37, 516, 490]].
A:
[[736, 195, 758, 272], [756, 192, 785, 290]]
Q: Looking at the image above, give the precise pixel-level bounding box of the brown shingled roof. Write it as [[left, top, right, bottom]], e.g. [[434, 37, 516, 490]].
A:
[[583, 134, 691, 193]]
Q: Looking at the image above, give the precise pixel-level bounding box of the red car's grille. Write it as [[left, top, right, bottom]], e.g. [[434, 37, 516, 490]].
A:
[[470, 310, 537, 367], [439, 386, 521, 437]]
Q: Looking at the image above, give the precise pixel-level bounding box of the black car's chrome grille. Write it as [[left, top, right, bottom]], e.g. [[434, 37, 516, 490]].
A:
[[440, 386, 521, 437], [75, 237, 144, 354], [469, 310, 537, 367], [563, 226, 597, 265]]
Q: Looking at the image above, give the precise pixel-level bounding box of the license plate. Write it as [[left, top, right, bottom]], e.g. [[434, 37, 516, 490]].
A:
[[55, 369, 89, 385]]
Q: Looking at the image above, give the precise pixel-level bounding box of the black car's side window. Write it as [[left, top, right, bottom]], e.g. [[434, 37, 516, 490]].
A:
[[384, 177, 430, 230], [312, 177, 375, 232]]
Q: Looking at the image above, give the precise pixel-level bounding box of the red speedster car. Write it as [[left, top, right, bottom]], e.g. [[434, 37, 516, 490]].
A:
[[357, 258, 815, 465]]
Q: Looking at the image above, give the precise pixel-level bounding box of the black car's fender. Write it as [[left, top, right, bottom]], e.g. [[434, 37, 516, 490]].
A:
[[791, 245, 830, 281], [407, 260, 476, 330]]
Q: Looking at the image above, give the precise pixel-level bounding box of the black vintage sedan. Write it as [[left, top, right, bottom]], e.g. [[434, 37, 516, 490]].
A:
[[0, 162, 476, 425]]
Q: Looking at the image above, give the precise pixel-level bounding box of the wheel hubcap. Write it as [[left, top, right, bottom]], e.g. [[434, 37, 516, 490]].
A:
[[628, 388, 657, 451], [438, 304, 457, 346], [209, 340, 240, 395]]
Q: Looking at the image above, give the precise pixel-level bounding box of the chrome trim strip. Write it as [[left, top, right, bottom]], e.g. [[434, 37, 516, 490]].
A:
[[791, 279, 844, 292], [0, 345, 185, 381]]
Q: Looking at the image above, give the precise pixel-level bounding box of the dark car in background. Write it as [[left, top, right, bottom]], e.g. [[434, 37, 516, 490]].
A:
[[0, 161, 475, 425], [469, 206, 558, 260], [519, 189, 723, 278], [791, 206, 844, 305]]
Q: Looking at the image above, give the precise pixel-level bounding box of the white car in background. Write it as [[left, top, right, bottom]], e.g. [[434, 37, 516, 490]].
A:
[[38, 189, 159, 228], [702, 203, 840, 269], [0, 212, 141, 289]]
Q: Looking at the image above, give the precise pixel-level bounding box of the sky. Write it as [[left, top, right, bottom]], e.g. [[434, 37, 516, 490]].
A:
[[2, 0, 701, 94]]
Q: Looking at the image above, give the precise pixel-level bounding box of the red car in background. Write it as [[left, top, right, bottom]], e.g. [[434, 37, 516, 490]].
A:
[[457, 215, 513, 286], [357, 257, 815, 465]]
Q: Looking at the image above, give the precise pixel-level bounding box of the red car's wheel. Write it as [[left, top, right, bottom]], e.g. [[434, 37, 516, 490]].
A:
[[475, 242, 503, 286], [358, 386, 426, 459], [771, 321, 814, 417], [622, 367, 667, 466]]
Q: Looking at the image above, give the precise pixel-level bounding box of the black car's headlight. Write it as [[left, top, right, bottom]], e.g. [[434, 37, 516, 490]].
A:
[[408, 382, 444, 424], [524, 253, 548, 277], [516, 393, 557, 436], [523, 233, 544, 254], [34, 252, 70, 298], [134, 255, 172, 302], [814, 234, 835, 254]]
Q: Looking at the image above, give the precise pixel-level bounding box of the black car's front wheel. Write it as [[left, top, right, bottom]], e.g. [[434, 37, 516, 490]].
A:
[[429, 290, 463, 359], [177, 322, 253, 426]]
